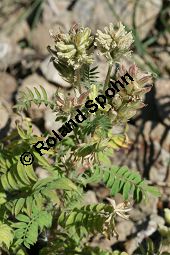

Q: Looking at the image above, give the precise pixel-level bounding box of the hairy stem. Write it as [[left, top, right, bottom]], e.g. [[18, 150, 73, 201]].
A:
[[75, 68, 82, 93], [104, 64, 112, 92]]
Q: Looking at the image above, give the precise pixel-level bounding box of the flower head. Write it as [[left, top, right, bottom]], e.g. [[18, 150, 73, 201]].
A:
[[50, 25, 94, 70], [95, 22, 134, 64]]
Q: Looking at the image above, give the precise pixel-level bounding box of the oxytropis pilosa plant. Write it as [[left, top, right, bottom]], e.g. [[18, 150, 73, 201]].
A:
[[0, 23, 160, 255]]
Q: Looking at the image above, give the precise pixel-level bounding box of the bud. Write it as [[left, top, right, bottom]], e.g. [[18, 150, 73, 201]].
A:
[[138, 75, 152, 86], [112, 94, 123, 109], [159, 225, 169, 237], [164, 208, 170, 225], [129, 64, 138, 77]]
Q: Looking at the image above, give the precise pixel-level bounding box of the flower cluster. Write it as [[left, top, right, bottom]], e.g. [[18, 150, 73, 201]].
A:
[[49, 22, 134, 80], [106, 198, 132, 220], [111, 64, 152, 122], [55, 89, 89, 116], [49, 25, 94, 70], [103, 198, 132, 240], [95, 23, 134, 64]]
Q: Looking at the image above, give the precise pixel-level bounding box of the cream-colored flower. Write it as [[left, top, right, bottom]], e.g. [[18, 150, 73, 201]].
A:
[[95, 23, 134, 64], [106, 198, 132, 220], [50, 25, 94, 70]]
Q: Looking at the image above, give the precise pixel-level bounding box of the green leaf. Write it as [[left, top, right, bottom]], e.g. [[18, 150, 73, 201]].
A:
[[123, 182, 131, 200], [103, 166, 160, 202], [16, 125, 27, 139], [32, 177, 54, 190], [111, 179, 120, 196], [40, 85, 48, 101], [1, 174, 11, 191], [77, 143, 97, 157], [7, 171, 18, 190], [17, 161, 31, 185], [48, 178, 78, 191], [26, 196, 33, 216], [37, 211, 52, 231], [0, 223, 14, 249], [33, 151, 53, 170], [12, 222, 27, 229], [144, 185, 161, 197], [25, 165, 37, 182], [27, 88, 34, 99], [14, 198, 25, 215], [16, 214, 30, 222], [34, 87, 41, 100], [27, 222, 38, 243]]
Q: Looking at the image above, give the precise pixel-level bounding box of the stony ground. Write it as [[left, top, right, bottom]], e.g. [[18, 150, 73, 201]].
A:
[[0, 0, 170, 254]]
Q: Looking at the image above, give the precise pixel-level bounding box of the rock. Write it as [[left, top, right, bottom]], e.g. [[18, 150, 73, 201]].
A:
[[0, 35, 21, 70], [146, 134, 169, 184], [0, 101, 10, 139], [116, 221, 135, 242], [44, 108, 63, 132], [84, 190, 98, 204], [139, 196, 158, 215], [96, 186, 109, 199], [155, 79, 170, 126], [19, 48, 41, 75], [127, 124, 138, 142], [42, 0, 72, 31], [43, 0, 161, 41], [91, 234, 113, 252], [150, 162, 168, 184], [113, 119, 170, 188], [40, 57, 71, 87], [141, 122, 170, 183], [31, 23, 54, 55], [125, 215, 164, 254], [10, 20, 30, 43], [73, 0, 162, 39], [158, 31, 170, 47], [0, 72, 17, 104], [0, 101, 10, 129], [150, 214, 164, 226], [73, 0, 100, 33], [125, 238, 138, 255], [132, 0, 161, 39], [136, 214, 164, 244], [36, 167, 49, 179], [129, 208, 146, 222], [18, 74, 57, 121], [143, 122, 170, 151], [155, 52, 170, 78]]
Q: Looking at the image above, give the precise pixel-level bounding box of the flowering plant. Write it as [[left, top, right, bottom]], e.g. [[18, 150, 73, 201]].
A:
[[0, 23, 160, 255]]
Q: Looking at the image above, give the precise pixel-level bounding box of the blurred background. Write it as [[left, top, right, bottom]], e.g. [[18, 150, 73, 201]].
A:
[[0, 0, 170, 254]]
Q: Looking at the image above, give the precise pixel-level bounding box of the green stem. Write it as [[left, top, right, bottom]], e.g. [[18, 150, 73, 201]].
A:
[[103, 64, 112, 92], [75, 68, 82, 93]]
